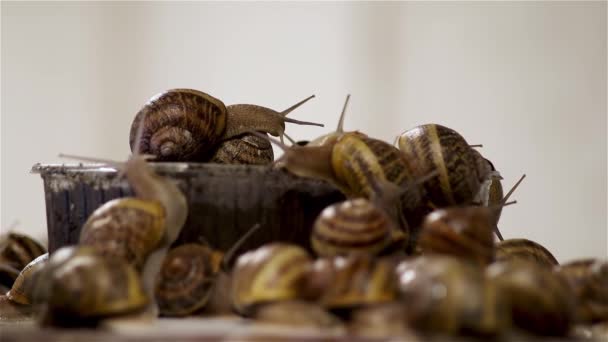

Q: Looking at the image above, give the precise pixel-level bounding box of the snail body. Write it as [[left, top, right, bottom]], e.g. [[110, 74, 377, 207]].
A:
[[79, 198, 166, 270], [418, 206, 495, 265], [487, 260, 575, 336], [155, 243, 221, 317], [7, 253, 48, 305], [0, 232, 46, 271], [130, 90, 320, 161], [231, 243, 313, 316], [556, 259, 608, 323], [311, 198, 403, 257], [495, 238, 559, 268]]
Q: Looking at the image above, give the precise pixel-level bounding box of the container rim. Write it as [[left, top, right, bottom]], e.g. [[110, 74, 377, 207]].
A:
[[30, 162, 272, 175]]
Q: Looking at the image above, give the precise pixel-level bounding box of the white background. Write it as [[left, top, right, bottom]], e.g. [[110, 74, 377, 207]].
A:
[[1, 2, 606, 262]]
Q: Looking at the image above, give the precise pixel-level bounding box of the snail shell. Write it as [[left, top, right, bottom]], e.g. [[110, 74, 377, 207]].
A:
[[495, 238, 559, 268], [253, 300, 343, 331], [79, 197, 166, 270], [396, 255, 510, 335], [317, 254, 398, 312], [129, 89, 227, 161], [231, 243, 313, 316], [0, 232, 46, 271], [418, 206, 495, 265], [210, 132, 274, 165], [311, 198, 402, 257], [556, 259, 608, 323], [397, 124, 491, 207], [40, 247, 148, 325], [487, 260, 575, 336], [349, 303, 420, 340], [6, 253, 48, 305], [155, 244, 222, 317]]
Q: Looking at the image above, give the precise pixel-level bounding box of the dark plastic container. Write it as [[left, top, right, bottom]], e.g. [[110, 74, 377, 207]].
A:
[[31, 163, 344, 254]]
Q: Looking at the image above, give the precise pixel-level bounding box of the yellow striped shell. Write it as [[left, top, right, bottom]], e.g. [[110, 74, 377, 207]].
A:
[[311, 198, 401, 257], [155, 244, 222, 317], [231, 243, 313, 316], [317, 254, 398, 310], [0, 232, 46, 271], [130, 89, 227, 161], [79, 197, 166, 270], [397, 124, 491, 207]]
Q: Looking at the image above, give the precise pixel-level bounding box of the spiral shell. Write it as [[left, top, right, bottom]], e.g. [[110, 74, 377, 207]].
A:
[[487, 260, 575, 336], [231, 243, 313, 316], [397, 124, 491, 207], [418, 206, 495, 265], [556, 259, 608, 323], [79, 198, 166, 270], [129, 89, 227, 161], [311, 198, 399, 257], [0, 232, 46, 271], [396, 256, 510, 335], [7, 253, 48, 305], [317, 254, 398, 311], [495, 238, 559, 268], [155, 244, 221, 317], [210, 133, 274, 165]]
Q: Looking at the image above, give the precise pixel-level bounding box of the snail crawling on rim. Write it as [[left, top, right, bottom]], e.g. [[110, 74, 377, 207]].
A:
[[6, 253, 49, 306], [129, 89, 322, 162], [396, 255, 510, 336], [32, 246, 148, 327], [556, 258, 608, 323]]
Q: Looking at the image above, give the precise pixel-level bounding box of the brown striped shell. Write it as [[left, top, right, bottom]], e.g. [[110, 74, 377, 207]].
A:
[[0, 232, 46, 271], [210, 132, 274, 165], [316, 254, 398, 311], [253, 300, 343, 330], [556, 259, 608, 323], [418, 206, 495, 265], [7, 253, 48, 305], [487, 260, 575, 336], [396, 256, 510, 335], [79, 197, 166, 270], [0, 264, 20, 294], [495, 238, 559, 268], [231, 243, 313, 316], [130, 89, 227, 161], [397, 124, 492, 207], [311, 198, 401, 257], [155, 244, 222, 317], [349, 304, 420, 339]]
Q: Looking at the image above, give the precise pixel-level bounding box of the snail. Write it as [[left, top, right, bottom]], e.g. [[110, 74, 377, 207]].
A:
[[129, 89, 322, 161], [33, 246, 148, 327], [314, 254, 399, 316], [555, 259, 608, 323], [59, 122, 189, 316], [0, 264, 20, 294], [417, 206, 499, 265], [79, 198, 166, 270], [311, 198, 405, 257], [476, 173, 526, 241], [396, 255, 510, 336], [6, 253, 48, 305], [253, 300, 344, 332], [487, 260, 575, 336], [155, 224, 261, 317], [210, 132, 274, 165], [495, 238, 559, 268], [349, 303, 420, 340], [230, 243, 313, 316], [0, 231, 46, 271]]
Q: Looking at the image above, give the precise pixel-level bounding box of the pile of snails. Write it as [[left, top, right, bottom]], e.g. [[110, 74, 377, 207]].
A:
[[1, 88, 606, 341]]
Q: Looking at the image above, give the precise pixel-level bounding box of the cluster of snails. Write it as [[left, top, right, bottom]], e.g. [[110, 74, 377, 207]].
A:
[[1, 89, 606, 340]]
